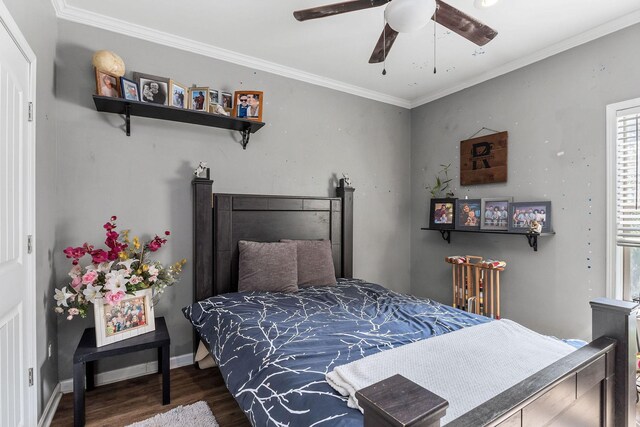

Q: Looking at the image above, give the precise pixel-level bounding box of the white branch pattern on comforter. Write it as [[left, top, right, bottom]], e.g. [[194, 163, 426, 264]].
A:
[[183, 279, 489, 427]]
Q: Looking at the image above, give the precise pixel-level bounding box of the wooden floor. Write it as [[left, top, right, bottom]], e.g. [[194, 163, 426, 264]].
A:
[[51, 365, 250, 427]]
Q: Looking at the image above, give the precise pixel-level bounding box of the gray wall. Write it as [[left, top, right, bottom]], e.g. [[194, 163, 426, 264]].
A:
[[3, 0, 59, 418], [411, 23, 640, 341], [54, 20, 412, 380]]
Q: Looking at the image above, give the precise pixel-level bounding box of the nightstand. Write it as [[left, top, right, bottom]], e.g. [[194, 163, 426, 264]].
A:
[[72, 316, 171, 427]]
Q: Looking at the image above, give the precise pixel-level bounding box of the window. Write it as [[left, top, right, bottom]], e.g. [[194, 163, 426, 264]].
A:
[[607, 98, 640, 300]]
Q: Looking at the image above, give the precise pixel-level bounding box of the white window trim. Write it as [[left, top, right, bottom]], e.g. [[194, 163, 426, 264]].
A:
[[606, 97, 640, 299]]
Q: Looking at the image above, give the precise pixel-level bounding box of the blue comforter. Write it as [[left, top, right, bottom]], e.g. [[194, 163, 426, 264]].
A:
[[183, 279, 490, 426]]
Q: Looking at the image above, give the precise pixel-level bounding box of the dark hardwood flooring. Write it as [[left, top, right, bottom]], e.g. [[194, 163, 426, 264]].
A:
[[51, 365, 250, 427]]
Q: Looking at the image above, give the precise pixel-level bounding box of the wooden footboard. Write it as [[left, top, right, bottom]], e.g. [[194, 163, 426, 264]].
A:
[[357, 298, 638, 427]]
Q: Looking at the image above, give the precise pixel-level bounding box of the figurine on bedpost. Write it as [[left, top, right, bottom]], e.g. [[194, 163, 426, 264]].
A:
[[336, 173, 355, 279]]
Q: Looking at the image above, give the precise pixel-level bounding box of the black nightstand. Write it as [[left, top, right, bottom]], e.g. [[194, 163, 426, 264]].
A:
[[72, 316, 171, 427]]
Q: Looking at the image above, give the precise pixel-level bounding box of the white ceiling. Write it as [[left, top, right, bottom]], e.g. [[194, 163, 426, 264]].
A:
[[55, 0, 640, 108]]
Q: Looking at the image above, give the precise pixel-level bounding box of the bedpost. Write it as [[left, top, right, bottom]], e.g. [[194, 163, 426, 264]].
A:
[[336, 178, 354, 278], [193, 176, 214, 303], [356, 374, 448, 427], [590, 297, 638, 426]]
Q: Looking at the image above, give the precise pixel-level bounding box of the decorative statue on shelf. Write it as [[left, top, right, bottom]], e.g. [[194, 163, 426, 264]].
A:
[[529, 220, 542, 234], [342, 173, 352, 187], [194, 162, 209, 178], [212, 104, 230, 116]]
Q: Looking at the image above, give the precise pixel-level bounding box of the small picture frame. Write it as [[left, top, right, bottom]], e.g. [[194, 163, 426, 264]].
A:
[[209, 89, 219, 105], [133, 72, 170, 106], [480, 197, 513, 231], [233, 90, 263, 122], [429, 198, 457, 230], [189, 87, 210, 111], [93, 288, 156, 348], [455, 199, 481, 230], [508, 201, 552, 233], [95, 68, 121, 98], [169, 80, 187, 108], [120, 77, 139, 101], [221, 92, 233, 112]]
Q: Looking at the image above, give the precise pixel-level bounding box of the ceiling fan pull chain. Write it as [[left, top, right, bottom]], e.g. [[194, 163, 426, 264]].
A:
[[433, 4, 437, 74], [382, 16, 387, 75]]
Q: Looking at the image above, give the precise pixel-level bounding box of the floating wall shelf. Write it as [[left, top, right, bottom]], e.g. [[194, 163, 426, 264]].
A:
[[421, 228, 555, 252], [93, 95, 265, 149]]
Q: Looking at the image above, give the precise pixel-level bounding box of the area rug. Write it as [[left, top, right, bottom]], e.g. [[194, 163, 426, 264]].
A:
[[126, 401, 219, 427]]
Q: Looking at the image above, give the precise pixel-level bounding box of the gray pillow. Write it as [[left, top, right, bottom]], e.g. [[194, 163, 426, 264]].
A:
[[238, 241, 298, 293], [281, 240, 337, 287]]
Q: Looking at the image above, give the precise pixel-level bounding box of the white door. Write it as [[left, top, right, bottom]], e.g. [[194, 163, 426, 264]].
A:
[[0, 4, 36, 427]]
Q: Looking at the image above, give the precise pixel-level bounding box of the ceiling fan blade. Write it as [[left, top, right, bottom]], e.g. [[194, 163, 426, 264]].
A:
[[369, 24, 399, 63], [294, 0, 389, 22], [434, 0, 497, 46]]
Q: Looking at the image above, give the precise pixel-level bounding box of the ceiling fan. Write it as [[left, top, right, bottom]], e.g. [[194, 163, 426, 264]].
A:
[[293, 0, 498, 64]]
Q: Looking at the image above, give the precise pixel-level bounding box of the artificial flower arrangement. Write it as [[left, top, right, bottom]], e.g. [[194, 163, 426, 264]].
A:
[[54, 216, 186, 320]]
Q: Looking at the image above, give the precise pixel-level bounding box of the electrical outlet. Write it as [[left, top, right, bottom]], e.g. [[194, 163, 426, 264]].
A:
[[48, 343, 52, 358]]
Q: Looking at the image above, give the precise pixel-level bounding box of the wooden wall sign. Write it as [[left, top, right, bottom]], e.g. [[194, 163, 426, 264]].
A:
[[460, 131, 508, 186]]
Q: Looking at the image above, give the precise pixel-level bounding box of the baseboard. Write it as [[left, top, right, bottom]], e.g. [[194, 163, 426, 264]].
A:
[[59, 353, 193, 394], [38, 382, 62, 427]]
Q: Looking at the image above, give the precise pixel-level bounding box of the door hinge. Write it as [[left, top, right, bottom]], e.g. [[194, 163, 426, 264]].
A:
[[28, 368, 33, 386], [27, 235, 33, 254], [28, 102, 33, 122]]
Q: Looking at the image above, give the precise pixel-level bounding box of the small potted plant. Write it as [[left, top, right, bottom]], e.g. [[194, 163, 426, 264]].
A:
[[426, 164, 457, 229]]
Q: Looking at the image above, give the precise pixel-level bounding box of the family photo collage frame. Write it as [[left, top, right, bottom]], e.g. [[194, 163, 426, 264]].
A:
[[429, 197, 552, 234], [94, 68, 264, 122]]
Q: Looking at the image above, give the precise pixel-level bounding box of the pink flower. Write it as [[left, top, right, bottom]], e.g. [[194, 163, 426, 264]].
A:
[[129, 275, 141, 285], [63, 246, 87, 260], [164, 231, 171, 236], [68, 265, 82, 278], [104, 290, 125, 305], [147, 236, 167, 252], [71, 276, 82, 290], [148, 275, 158, 283], [82, 270, 98, 285], [68, 308, 79, 316], [90, 249, 109, 264]]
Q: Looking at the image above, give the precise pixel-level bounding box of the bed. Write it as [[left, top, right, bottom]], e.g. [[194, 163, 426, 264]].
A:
[[188, 176, 638, 426]]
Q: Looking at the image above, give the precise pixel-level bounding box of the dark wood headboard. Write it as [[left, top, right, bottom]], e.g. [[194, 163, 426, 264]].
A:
[[192, 178, 354, 301]]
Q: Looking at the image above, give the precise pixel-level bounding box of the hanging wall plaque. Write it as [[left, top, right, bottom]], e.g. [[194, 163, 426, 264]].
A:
[[460, 131, 508, 186]]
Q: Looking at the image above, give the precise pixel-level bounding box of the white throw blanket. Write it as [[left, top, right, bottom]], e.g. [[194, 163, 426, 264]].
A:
[[326, 319, 575, 425]]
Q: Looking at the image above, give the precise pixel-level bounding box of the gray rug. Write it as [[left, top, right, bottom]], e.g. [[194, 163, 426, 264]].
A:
[[126, 401, 219, 427]]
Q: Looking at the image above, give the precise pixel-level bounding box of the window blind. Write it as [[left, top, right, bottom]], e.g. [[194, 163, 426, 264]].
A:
[[616, 106, 640, 246]]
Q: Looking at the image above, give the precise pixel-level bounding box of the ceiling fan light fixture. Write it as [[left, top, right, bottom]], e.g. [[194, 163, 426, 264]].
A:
[[474, 0, 499, 9], [384, 0, 436, 33]]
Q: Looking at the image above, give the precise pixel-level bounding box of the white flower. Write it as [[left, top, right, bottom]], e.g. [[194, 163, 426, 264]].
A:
[[54, 307, 64, 313], [95, 261, 114, 273], [148, 265, 159, 276], [104, 270, 129, 293], [82, 283, 103, 303], [54, 287, 72, 307], [68, 265, 82, 278], [118, 259, 137, 274]]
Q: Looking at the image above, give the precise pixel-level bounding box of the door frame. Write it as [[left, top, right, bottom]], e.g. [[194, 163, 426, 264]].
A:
[[0, 1, 37, 425]]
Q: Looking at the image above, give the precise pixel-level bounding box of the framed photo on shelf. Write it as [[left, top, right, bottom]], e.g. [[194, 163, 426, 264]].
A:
[[480, 197, 512, 231], [133, 72, 169, 106], [93, 288, 156, 348], [169, 80, 187, 108], [233, 90, 263, 121], [209, 89, 219, 106], [429, 198, 457, 230], [95, 68, 121, 98], [508, 201, 551, 233], [189, 87, 210, 111], [455, 199, 481, 230], [221, 92, 233, 113], [119, 77, 139, 101]]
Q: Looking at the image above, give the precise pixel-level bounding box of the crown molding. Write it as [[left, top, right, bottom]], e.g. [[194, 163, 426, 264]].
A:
[[52, 0, 640, 110], [51, 0, 412, 109], [410, 8, 640, 108]]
